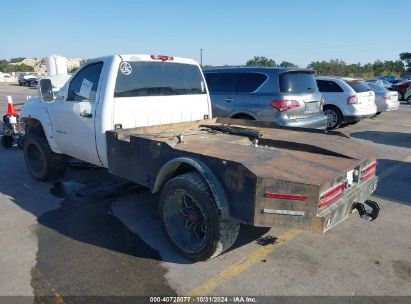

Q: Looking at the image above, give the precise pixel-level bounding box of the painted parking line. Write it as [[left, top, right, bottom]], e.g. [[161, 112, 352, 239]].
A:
[[378, 154, 411, 182], [31, 266, 64, 304], [187, 229, 302, 296]]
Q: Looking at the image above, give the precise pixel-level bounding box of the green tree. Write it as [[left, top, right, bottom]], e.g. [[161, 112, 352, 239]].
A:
[[246, 56, 276, 67], [0, 59, 34, 72], [307, 59, 347, 76], [278, 61, 297, 67]]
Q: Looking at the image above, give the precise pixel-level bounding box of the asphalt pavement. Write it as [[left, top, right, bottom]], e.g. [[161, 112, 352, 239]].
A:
[[0, 83, 410, 303]]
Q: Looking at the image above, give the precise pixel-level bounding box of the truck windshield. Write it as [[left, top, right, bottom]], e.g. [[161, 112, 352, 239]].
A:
[[114, 61, 206, 97], [279, 71, 318, 94]]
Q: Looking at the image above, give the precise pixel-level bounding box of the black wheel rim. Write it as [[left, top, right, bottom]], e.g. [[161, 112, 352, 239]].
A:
[[26, 143, 45, 177], [163, 189, 208, 254], [324, 109, 338, 128]]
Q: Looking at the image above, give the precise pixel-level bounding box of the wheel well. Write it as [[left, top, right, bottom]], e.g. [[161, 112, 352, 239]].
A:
[[24, 118, 45, 135], [154, 162, 198, 193], [231, 113, 255, 120], [172, 163, 197, 177], [153, 159, 229, 212]]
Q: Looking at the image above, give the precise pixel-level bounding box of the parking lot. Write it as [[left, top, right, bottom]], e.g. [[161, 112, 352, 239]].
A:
[[1, 83, 411, 302]]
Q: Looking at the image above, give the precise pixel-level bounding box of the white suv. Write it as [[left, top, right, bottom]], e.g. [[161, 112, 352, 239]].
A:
[[316, 77, 377, 129]]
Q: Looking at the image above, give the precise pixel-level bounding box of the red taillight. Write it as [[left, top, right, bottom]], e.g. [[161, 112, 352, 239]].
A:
[[271, 100, 300, 112], [361, 162, 377, 181], [150, 54, 174, 61], [264, 193, 308, 201], [347, 95, 359, 104], [319, 183, 344, 208]]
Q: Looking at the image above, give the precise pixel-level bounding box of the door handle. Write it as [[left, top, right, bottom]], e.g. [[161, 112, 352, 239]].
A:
[[224, 98, 233, 102], [80, 110, 92, 118]]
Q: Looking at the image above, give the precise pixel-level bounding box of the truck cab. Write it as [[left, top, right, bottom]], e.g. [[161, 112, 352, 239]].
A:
[[22, 54, 211, 166]]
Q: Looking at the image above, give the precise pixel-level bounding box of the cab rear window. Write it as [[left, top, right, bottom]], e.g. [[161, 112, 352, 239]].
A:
[[114, 61, 206, 97], [346, 81, 371, 93], [279, 71, 318, 94]]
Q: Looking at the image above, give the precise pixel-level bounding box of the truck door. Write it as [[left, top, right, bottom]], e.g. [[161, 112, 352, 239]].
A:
[[51, 62, 104, 165]]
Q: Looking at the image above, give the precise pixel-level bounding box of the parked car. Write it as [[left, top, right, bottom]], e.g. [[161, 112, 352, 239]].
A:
[[366, 81, 400, 113], [0, 72, 11, 78], [388, 80, 411, 100], [316, 77, 376, 129], [368, 79, 392, 89], [203, 67, 328, 129], [404, 85, 411, 104], [18, 74, 38, 87]]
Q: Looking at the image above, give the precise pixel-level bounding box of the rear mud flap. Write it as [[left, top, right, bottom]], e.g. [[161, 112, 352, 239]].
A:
[[353, 200, 380, 221]]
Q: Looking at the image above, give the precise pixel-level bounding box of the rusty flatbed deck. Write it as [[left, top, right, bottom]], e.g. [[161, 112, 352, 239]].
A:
[[106, 118, 377, 230], [114, 118, 375, 186]]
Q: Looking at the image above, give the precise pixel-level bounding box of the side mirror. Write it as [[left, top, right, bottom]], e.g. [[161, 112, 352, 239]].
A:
[[39, 79, 54, 102]]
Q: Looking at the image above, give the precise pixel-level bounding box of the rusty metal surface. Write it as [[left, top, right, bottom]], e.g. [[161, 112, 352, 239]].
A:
[[116, 118, 375, 185], [106, 118, 377, 230]]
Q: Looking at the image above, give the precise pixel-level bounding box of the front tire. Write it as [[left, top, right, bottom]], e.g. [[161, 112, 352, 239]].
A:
[[160, 172, 239, 261], [23, 132, 67, 181], [323, 106, 343, 129], [407, 96, 411, 105]]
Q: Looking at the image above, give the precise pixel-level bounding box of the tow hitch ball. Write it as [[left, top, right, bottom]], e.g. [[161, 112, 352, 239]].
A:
[[352, 200, 380, 221]]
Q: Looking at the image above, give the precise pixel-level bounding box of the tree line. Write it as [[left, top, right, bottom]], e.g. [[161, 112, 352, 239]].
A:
[[243, 53, 411, 79], [0, 58, 34, 73]]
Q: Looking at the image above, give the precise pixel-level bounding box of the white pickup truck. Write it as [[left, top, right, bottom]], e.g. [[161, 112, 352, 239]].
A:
[[21, 54, 380, 261]]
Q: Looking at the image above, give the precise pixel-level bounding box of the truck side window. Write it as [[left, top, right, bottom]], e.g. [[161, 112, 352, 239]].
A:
[[67, 62, 103, 102]]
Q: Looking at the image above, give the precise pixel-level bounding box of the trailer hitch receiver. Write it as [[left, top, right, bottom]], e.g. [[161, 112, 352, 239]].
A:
[[353, 200, 380, 221]]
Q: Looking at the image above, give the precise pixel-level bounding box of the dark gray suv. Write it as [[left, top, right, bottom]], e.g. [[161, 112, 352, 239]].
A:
[[204, 67, 327, 129]]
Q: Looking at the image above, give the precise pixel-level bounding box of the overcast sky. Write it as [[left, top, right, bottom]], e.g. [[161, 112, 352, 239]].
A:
[[2, 0, 410, 67]]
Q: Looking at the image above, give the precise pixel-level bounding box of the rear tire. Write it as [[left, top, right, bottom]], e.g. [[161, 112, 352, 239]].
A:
[[160, 172, 239, 261], [23, 132, 67, 181], [1, 136, 14, 149], [323, 106, 343, 130]]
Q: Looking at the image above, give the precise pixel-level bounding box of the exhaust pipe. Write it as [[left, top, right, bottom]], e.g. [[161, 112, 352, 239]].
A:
[[352, 200, 380, 221]]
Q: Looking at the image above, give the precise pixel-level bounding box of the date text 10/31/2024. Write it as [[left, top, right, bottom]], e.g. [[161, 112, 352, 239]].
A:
[[149, 296, 257, 303]]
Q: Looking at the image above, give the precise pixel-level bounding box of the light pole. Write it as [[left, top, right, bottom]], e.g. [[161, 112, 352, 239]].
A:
[[200, 48, 203, 66]]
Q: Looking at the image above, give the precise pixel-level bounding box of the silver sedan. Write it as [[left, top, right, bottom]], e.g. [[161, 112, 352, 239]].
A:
[[366, 81, 400, 114]]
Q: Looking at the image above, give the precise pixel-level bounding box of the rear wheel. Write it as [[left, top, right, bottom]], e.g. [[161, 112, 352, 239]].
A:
[[323, 106, 343, 130], [23, 132, 67, 181], [160, 172, 239, 261]]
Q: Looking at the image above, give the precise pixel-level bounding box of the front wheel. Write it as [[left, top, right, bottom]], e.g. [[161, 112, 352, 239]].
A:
[[160, 172, 239, 261], [407, 96, 411, 105], [23, 133, 67, 181], [323, 106, 343, 130]]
